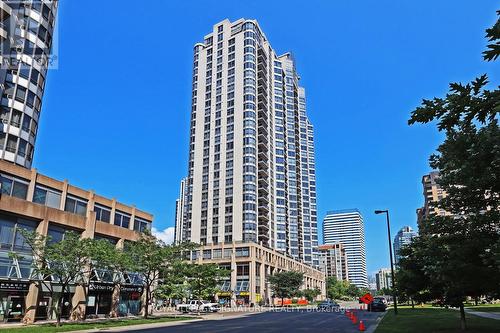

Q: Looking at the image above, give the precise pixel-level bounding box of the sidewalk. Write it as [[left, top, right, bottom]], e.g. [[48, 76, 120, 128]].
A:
[[465, 308, 500, 320]]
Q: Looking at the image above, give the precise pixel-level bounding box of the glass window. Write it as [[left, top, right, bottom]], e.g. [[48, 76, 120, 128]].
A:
[[114, 211, 131, 229], [0, 174, 28, 200], [33, 185, 61, 209], [235, 247, 250, 257], [133, 218, 151, 233], [64, 196, 87, 216], [94, 204, 111, 222]]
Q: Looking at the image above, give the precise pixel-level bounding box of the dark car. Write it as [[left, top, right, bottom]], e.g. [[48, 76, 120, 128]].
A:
[[317, 301, 340, 311], [368, 298, 387, 312]]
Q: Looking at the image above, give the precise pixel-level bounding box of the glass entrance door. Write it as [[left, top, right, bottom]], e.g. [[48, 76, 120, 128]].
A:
[[7, 296, 24, 321]]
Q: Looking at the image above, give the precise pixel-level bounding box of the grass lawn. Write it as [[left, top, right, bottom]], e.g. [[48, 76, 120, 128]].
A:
[[375, 308, 500, 333], [0, 316, 194, 333], [466, 304, 500, 313]]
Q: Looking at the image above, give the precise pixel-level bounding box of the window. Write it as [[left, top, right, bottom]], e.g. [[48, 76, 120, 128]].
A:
[[223, 248, 232, 258], [236, 247, 250, 257], [133, 218, 151, 233], [0, 174, 29, 200], [0, 215, 36, 253], [33, 185, 61, 209], [64, 196, 88, 216], [213, 249, 222, 259], [94, 204, 111, 223], [236, 264, 250, 276], [203, 249, 212, 259], [114, 211, 131, 229]]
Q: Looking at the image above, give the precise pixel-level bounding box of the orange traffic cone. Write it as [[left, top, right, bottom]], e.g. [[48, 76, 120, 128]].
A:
[[351, 315, 357, 324], [359, 320, 366, 331]]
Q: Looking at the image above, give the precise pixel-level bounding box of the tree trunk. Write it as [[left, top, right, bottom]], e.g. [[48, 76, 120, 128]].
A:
[[411, 298, 415, 309], [109, 284, 121, 318], [474, 297, 478, 306], [459, 302, 467, 331], [56, 295, 63, 327], [144, 285, 149, 319]]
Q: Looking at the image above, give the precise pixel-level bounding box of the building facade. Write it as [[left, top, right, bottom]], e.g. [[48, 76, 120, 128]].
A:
[[417, 171, 450, 228], [191, 242, 325, 306], [318, 243, 348, 281], [0, 160, 153, 322], [1, 0, 58, 168], [393, 226, 417, 265], [323, 209, 368, 288], [375, 268, 392, 291], [177, 18, 319, 267]]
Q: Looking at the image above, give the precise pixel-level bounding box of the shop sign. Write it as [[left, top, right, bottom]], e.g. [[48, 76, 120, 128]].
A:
[[88, 283, 114, 292], [218, 292, 232, 297], [121, 285, 143, 293], [0, 281, 30, 291], [239, 292, 250, 296]]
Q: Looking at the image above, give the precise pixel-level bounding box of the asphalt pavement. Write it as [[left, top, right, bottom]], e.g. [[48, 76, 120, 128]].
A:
[[109, 308, 385, 333]]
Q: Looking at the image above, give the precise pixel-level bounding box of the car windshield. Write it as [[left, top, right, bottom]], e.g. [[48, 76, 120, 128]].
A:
[[201, 300, 209, 304]]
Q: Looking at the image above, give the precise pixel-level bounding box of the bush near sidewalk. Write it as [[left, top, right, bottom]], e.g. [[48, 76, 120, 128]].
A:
[[375, 308, 500, 333]]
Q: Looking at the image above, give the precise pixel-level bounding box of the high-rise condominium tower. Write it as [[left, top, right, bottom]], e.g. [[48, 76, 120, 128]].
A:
[[416, 171, 450, 228], [0, 0, 58, 168], [177, 18, 319, 267], [323, 209, 368, 288], [393, 225, 417, 265]]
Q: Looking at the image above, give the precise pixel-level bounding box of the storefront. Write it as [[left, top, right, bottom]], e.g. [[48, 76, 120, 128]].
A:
[[118, 285, 143, 316], [217, 292, 232, 307], [235, 292, 250, 306], [87, 283, 114, 317], [0, 280, 30, 322]]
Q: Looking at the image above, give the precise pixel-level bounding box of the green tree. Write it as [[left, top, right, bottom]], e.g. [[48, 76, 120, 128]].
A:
[[326, 276, 349, 300], [268, 271, 304, 306], [19, 230, 96, 326], [154, 261, 190, 305], [127, 233, 195, 318], [185, 263, 230, 309], [406, 11, 500, 330], [300, 288, 321, 302]]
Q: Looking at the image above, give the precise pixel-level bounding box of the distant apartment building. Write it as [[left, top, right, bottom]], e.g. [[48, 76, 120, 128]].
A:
[[174, 177, 187, 243], [0, 160, 153, 322], [176, 18, 319, 266], [375, 268, 392, 291], [393, 226, 417, 265], [417, 171, 450, 228], [323, 209, 368, 288], [318, 243, 348, 281], [1, 1, 58, 168]]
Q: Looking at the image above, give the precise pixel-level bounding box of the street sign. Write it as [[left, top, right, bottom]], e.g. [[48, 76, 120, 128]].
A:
[[359, 293, 374, 304]]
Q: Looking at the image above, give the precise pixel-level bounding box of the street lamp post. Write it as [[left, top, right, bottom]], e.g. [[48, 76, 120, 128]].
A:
[[375, 209, 398, 315]]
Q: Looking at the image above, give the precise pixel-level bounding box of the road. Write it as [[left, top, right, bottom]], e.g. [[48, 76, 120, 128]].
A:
[[113, 309, 385, 333]]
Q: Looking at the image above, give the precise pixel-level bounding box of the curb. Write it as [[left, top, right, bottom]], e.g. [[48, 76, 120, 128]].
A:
[[366, 311, 387, 333]]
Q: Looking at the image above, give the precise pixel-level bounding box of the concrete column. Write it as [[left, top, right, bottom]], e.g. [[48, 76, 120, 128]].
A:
[[110, 199, 117, 225], [60, 180, 69, 211], [259, 262, 265, 305], [230, 251, 237, 307], [23, 216, 50, 323], [26, 168, 37, 201], [70, 286, 86, 320], [249, 259, 256, 304], [129, 206, 136, 231]]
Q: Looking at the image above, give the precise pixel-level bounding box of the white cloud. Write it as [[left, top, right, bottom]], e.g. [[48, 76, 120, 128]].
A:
[[152, 227, 175, 245]]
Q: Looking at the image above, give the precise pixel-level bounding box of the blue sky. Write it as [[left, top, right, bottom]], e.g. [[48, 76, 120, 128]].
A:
[[34, 0, 499, 276]]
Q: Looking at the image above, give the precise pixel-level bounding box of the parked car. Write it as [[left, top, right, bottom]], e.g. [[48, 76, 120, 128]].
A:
[[317, 300, 340, 311], [368, 298, 387, 312], [176, 300, 220, 313], [374, 296, 388, 305]]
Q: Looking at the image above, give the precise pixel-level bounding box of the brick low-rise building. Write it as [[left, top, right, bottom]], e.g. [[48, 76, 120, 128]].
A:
[[190, 242, 325, 306], [0, 160, 153, 322]]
